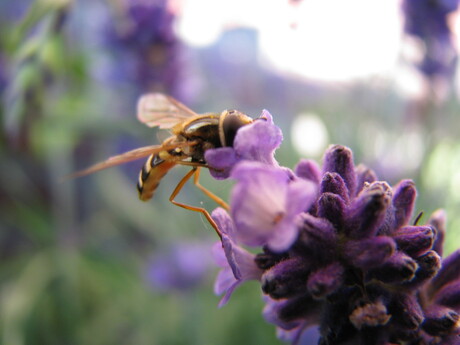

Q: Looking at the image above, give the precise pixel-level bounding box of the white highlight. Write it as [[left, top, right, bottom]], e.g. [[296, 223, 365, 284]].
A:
[[258, 0, 402, 81], [291, 113, 329, 157], [176, 0, 402, 81]]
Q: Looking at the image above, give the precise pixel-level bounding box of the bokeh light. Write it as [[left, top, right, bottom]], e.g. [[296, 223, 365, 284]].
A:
[[290, 112, 329, 157]]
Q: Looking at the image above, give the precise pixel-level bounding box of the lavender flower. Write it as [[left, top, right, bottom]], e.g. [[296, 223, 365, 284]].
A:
[[146, 241, 214, 291], [230, 161, 316, 252], [0, 55, 6, 97], [205, 110, 283, 179], [209, 120, 460, 344], [401, 0, 459, 82], [103, 0, 181, 95]]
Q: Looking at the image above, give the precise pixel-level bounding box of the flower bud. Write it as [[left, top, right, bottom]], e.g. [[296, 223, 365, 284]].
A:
[[367, 252, 418, 284], [393, 225, 435, 258], [343, 236, 396, 269], [262, 257, 310, 299], [320, 172, 349, 202], [392, 180, 417, 229], [422, 305, 460, 336], [322, 145, 356, 197], [307, 262, 344, 298], [346, 182, 391, 239]]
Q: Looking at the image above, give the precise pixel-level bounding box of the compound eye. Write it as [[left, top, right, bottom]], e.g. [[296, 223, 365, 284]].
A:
[[221, 110, 253, 147]]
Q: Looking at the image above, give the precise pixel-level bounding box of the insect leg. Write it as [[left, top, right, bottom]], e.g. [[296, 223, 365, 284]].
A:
[[193, 167, 230, 211], [169, 168, 222, 239]]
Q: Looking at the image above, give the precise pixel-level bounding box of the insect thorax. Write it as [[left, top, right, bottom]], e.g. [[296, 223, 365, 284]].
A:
[[180, 116, 222, 161]]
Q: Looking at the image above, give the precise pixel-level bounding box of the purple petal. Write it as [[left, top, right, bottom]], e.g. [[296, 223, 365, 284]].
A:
[[287, 178, 317, 215], [212, 241, 228, 268], [266, 179, 317, 252], [229, 243, 263, 281], [221, 235, 242, 279], [212, 233, 262, 307], [216, 231, 262, 282], [214, 267, 237, 295], [214, 268, 240, 308], [211, 207, 236, 239], [205, 147, 237, 179], [259, 109, 274, 123], [233, 110, 282, 165], [230, 162, 316, 252], [294, 159, 322, 184], [205, 110, 282, 179], [231, 162, 290, 246], [266, 217, 300, 253]]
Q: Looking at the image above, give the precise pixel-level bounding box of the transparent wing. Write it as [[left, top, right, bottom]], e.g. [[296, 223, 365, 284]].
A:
[[137, 93, 198, 129], [68, 142, 195, 178]]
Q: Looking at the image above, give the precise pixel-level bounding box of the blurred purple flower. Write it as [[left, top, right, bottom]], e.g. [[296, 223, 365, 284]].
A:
[[0, 55, 6, 96], [103, 0, 182, 96], [205, 110, 283, 179], [402, 0, 459, 81], [146, 241, 214, 291]]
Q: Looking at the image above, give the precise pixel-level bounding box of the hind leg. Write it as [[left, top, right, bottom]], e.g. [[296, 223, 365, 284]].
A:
[[169, 168, 222, 238]]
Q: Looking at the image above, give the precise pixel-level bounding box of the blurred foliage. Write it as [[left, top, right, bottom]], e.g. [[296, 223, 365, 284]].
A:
[[1, 1, 460, 345]]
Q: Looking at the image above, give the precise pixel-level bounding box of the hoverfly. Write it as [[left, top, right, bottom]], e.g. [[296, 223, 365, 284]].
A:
[[72, 93, 257, 237]]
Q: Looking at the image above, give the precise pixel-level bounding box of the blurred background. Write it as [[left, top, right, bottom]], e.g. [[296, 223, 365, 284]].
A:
[[1, 0, 460, 344]]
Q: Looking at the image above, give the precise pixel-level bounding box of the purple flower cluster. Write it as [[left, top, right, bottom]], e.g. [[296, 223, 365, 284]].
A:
[[146, 241, 214, 291], [207, 113, 460, 344], [103, 0, 181, 95], [401, 0, 459, 82]]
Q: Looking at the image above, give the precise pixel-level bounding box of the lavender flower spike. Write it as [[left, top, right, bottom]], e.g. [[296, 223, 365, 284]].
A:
[[204, 115, 460, 345], [230, 161, 317, 252]]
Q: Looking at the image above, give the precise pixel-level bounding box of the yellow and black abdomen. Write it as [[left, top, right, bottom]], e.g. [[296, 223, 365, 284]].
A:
[[137, 153, 178, 201]]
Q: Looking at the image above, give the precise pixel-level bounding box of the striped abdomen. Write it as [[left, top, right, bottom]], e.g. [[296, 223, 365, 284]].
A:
[[137, 154, 177, 201]]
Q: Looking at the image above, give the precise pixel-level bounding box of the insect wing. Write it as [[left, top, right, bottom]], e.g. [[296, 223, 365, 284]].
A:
[[69, 145, 166, 178], [69, 142, 194, 178], [137, 93, 197, 129]]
